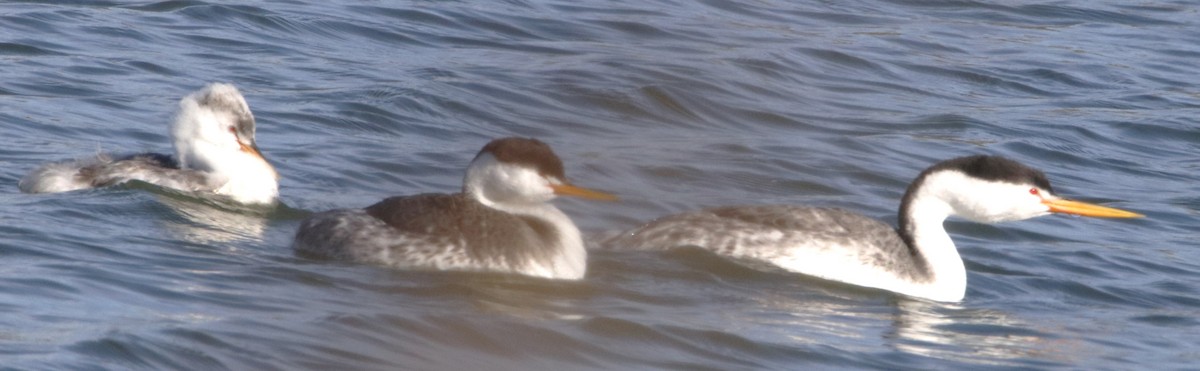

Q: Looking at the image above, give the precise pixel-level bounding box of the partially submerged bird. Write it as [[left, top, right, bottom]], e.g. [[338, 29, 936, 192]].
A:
[[293, 137, 616, 280], [19, 83, 278, 205], [601, 155, 1141, 302]]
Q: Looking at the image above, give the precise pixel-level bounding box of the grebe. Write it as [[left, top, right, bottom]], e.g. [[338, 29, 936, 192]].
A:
[[601, 155, 1141, 302], [293, 137, 616, 280], [19, 83, 278, 205]]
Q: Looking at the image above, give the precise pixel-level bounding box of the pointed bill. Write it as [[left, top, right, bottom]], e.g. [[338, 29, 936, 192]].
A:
[[550, 183, 618, 201], [239, 141, 279, 180], [1043, 199, 1143, 218], [239, 141, 266, 159]]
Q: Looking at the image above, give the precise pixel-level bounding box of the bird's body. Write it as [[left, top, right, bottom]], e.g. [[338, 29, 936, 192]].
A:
[[296, 193, 587, 278], [19, 83, 278, 205], [22, 153, 217, 194], [293, 137, 614, 280], [605, 205, 949, 298], [603, 155, 1141, 302]]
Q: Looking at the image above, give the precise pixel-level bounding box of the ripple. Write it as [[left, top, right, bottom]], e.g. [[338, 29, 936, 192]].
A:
[[3, 0, 1199, 369], [0, 42, 64, 56], [123, 0, 208, 13]]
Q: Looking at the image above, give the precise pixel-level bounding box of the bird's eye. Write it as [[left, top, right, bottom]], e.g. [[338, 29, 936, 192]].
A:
[[1029, 188, 1039, 195], [227, 127, 236, 134]]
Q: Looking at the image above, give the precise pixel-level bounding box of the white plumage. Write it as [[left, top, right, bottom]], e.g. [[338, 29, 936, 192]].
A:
[[19, 83, 278, 205]]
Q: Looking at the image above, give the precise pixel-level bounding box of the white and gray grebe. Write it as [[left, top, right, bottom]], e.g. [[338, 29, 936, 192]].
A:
[[293, 137, 616, 280], [602, 155, 1141, 302], [19, 83, 278, 205]]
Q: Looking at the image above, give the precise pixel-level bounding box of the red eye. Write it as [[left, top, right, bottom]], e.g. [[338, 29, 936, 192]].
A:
[[228, 127, 236, 134], [1029, 188, 1039, 195]]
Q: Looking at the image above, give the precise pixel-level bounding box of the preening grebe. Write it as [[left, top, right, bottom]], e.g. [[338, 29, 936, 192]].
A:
[[19, 83, 278, 205]]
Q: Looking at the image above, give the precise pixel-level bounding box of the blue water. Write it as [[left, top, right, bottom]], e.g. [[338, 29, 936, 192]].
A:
[[2, 1, 1198, 369]]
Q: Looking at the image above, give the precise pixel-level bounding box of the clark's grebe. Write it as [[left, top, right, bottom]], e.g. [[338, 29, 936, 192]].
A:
[[19, 83, 278, 205], [601, 155, 1141, 302]]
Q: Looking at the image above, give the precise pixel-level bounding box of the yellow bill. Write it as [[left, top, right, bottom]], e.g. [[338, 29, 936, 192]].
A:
[[1043, 199, 1143, 218], [550, 183, 618, 201]]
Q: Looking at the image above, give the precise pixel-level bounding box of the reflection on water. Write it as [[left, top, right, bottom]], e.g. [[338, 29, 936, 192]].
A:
[[404, 272, 597, 322], [743, 283, 1084, 367], [888, 300, 1082, 367], [157, 196, 269, 245], [2, 0, 1196, 368]]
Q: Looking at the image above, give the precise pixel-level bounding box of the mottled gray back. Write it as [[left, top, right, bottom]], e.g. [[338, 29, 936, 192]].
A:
[[603, 205, 931, 281], [365, 193, 561, 269], [82, 153, 216, 191]]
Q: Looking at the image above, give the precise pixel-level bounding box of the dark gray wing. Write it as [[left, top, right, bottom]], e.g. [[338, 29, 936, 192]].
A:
[[292, 208, 460, 265], [366, 194, 564, 269], [294, 194, 559, 273]]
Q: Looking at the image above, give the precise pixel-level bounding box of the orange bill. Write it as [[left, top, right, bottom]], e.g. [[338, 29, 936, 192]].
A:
[[1043, 199, 1143, 218], [240, 141, 280, 180], [550, 183, 618, 201], [239, 141, 266, 160]]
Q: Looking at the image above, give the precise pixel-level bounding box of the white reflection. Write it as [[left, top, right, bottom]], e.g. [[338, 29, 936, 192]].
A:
[[887, 299, 1084, 366], [156, 195, 270, 245], [742, 283, 1088, 367]]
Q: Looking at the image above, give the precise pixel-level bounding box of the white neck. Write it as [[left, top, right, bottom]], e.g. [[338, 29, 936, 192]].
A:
[[212, 152, 279, 205], [485, 199, 587, 280], [170, 89, 278, 205], [463, 155, 586, 279], [901, 195, 966, 302], [895, 171, 972, 302]]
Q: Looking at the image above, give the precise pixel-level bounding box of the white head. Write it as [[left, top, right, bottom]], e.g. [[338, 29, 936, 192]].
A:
[[171, 83, 278, 204], [900, 156, 1141, 229], [463, 137, 615, 209]]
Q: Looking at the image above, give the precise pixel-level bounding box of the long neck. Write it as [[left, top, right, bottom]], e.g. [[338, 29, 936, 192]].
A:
[[897, 174, 967, 302]]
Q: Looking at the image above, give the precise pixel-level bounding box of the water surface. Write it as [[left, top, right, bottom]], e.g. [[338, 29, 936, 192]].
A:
[[1, 1, 1197, 369]]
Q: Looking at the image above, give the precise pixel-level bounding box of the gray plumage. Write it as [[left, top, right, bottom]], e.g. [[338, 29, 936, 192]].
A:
[[19, 152, 220, 194], [293, 137, 608, 279], [600, 205, 933, 282], [293, 193, 565, 274]]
